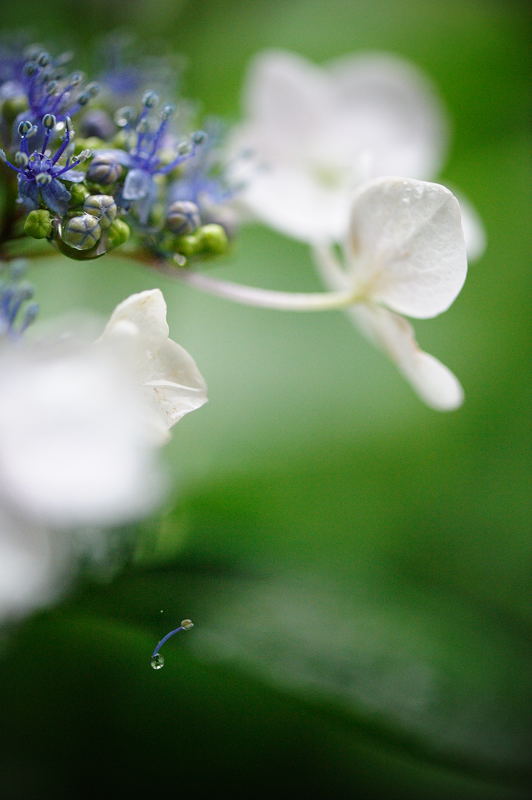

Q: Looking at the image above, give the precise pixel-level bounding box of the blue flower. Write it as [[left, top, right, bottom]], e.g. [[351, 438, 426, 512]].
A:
[[95, 92, 206, 224], [0, 45, 99, 144], [1, 117, 89, 216], [0, 260, 38, 340], [168, 120, 237, 232]]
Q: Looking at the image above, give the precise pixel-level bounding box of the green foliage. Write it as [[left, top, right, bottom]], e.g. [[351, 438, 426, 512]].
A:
[[0, 1, 529, 798]]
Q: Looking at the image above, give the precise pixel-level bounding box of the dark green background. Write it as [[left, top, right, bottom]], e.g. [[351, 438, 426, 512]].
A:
[[1, 1, 530, 798]]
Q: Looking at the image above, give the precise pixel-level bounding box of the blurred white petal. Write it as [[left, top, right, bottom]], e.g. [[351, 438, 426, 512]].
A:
[[328, 52, 448, 180], [0, 510, 67, 623], [0, 341, 163, 528], [233, 49, 451, 243], [456, 192, 486, 262]]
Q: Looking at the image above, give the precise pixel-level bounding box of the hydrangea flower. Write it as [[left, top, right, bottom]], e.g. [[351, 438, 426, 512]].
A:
[[96, 92, 206, 224], [0, 260, 38, 339], [3, 46, 99, 139], [232, 49, 484, 258], [0, 286, 207, 622], [173, 177, 467, 410], [0, 116, 89, 215], [313, 177, 467, 410], [0, 288, 207, 530]]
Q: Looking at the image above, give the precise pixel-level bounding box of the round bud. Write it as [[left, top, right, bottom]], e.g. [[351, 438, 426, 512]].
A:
[[106, 219, 130, 250], [42, 113, 56, 129], [37, 52, 50, 67], [198, 223, 229, 255], [192, 130, 207, 145], [174, 233, 201, 257], [62, 214, 101, 250], [69, 183, 90, 207], [83, 195, 117, 229], [35, 172, 52, 186], [14, 151, 29, 167], [161, 104, 175, 121], [23, 62, 38, 77], [24, 209, 52, 239], [142, 90, 159, 108], [180, 619, 194, 630], [114, 106, 135, 128], [87, 155, 122, 185], [166, 200, 201, 235], [18, 120, 33, 136]]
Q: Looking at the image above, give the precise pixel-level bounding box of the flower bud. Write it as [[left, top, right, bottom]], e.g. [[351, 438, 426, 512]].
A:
[[24, 209, 52, 239], [42, 113, 56, 129], [198, 223, 228, 255], [69, 183, 90, 207], [106, 219, 130, 249], [62, 214, 101, 250], [83, 195, 117, 229], [165, 200, 201, 235], [174, 233, 201, 257], [87, 155, 122, 185]]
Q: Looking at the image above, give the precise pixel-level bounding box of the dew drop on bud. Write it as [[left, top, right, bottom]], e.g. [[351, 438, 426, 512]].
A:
[[150, 653, 165, 670]]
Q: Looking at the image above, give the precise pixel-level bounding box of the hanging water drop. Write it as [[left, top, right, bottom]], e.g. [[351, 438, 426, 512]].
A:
[[150, 653, 165, 670]]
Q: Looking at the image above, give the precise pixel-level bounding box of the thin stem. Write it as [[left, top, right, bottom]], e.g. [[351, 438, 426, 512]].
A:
[[312, 242, 349, 291], [151, 624, 185, 657], [171, 268, 360, 312]]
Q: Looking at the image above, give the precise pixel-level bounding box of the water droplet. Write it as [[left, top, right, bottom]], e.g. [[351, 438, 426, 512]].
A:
[[150, 653, 165, 670], [180, 619, 194, 630], [160, 609, 164, 614]]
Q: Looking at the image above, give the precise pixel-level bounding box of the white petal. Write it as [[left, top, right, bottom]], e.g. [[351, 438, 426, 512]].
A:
[[102, 288, 170, 345], [0, 342, 163, 528], [456, 192, 486, 262], [238, 166, 351, 243], [242, 50, 330, 153], [347, 177, 467, 318], [100, 289, 207, 437], [328, 52, 448, 180], [0, 509, 65, 622], [354, 304, 464, 410]]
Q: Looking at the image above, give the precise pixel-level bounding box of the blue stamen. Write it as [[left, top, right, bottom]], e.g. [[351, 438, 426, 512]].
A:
[[150, 618, 194, 669]]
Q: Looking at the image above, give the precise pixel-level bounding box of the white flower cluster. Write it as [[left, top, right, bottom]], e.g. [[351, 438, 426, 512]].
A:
[[0, 289, 206, 622], [188, 50, 484, 411]]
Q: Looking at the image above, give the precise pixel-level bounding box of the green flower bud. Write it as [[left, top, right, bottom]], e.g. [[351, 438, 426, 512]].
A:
[[62, 214, 101, 250], [198, 223, 228, 255], [69, 183, 90, 207], [24, 209, 52, 239], [174, 233, 202, 257], [83, 194, 117, 229], [106, 219, 130, 249]]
